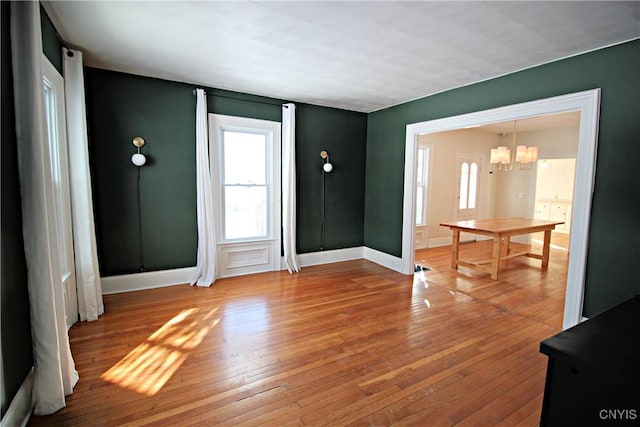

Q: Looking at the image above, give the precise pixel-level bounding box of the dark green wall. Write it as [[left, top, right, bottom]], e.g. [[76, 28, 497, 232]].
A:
[[296, 104, 367, 252], [1, 1, 34, 417], [85, 69, 197, 275], [364, 40, 640, 318], [40, 3, 63, 75], [85, 69, 367, 275]]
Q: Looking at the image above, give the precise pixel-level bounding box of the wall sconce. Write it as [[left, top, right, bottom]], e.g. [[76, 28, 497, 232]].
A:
[[320, 150, 333, 173], [131, 137, 146, 166]]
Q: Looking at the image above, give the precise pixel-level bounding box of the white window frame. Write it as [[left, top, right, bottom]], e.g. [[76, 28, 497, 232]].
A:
[[219, 129, 272, 242], [415, 145, 430, 226], [42, 55, 78, 329], [209, 114, 282, 277]]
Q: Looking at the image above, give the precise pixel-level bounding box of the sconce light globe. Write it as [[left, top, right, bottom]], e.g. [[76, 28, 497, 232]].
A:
[[131, 153, 147, 166], [323, 162, 333, 173]]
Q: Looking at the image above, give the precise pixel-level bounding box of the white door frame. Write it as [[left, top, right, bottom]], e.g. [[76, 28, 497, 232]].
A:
[[401, 89, 600, 330]]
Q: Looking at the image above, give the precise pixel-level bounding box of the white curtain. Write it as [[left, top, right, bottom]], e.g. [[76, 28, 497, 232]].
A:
[[282, 103, 300, 273], [10, 1, 78, 415], [190, 89, 217, 286], [63, 48, 104, 321]]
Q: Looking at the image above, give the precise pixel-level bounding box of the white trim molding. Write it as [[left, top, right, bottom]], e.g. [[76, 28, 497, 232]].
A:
[[402, 89, 601, 330], [295, 247, 364, 268], [101, 246, 406, 294], [363, 247, 404, 273], [101, 267, 196, 295], [1, 368, 34, 427]]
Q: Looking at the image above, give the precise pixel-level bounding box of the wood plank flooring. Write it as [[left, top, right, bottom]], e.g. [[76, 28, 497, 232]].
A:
[[29, 241, 568, 426]]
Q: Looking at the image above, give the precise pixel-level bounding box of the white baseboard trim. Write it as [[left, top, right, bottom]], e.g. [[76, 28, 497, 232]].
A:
[[101, 267, 195, 295], [101, 246, 408, 294], [1, 367, 34, 427], [293, 247, 364, 268], [427, 237, 452, 247], [363, 247, 404, 273]]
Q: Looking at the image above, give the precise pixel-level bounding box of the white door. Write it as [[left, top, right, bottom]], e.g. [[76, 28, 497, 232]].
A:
[[43, 57, 78, 329], [455, 155, 481, 242], [209, 114, 281, 278]]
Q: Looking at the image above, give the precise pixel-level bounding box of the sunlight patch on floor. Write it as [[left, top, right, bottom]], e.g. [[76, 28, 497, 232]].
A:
[[101, 307, 219, 395]]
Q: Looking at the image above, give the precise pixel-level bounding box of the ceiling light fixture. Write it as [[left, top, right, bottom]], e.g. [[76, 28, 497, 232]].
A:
[[490, 121, 538, 171]]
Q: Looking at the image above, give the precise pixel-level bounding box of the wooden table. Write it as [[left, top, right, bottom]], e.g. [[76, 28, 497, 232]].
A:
[[439, 217, 564, 280]]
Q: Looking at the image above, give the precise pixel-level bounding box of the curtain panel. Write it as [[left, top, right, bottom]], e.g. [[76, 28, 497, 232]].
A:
[[10, 1, 78, 414], [282, 103, 300, 273], [191, 88, 217, 286], [63, 47, 104, 321]]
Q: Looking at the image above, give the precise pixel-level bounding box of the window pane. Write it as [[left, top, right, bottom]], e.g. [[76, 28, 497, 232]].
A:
[[224, 186, 267, 239], [223, 131, 266, 185], [468, 162, 478, 209], [416, 149, 424, 186], [44, 85, 71, 278], [416, 187, 424, 225], [459, 162, 469, 210]]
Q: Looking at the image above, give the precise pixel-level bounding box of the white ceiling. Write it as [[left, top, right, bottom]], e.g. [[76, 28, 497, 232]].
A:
[[45, 1, 639, 113]]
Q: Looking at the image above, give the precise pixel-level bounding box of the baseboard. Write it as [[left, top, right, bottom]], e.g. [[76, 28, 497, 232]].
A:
[[363, 247, 404, 273], [101, 246, 405, 294], [101, 267, 196, 295], [293, 247, 364, 268], [1, 367, 34, 427], [427, 237, 451, 247]]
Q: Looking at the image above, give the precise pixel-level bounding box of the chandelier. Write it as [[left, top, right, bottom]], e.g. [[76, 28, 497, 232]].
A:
[[490, 120, 538, 171]]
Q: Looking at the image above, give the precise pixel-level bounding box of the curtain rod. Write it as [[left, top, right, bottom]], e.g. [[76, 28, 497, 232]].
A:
[[192, 89, 289, 107]]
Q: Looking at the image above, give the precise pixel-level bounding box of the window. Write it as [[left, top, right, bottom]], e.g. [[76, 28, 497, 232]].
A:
[[222, 131, 269, 240], [210, 114, 282, 277], [43, 60, 73, 282], [43, 55, 78, 329], [458, 161, 479, 210], [416, 146, 430, 225]]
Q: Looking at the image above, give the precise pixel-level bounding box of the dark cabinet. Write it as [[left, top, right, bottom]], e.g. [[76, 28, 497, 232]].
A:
[[539, 296, 639, 426]]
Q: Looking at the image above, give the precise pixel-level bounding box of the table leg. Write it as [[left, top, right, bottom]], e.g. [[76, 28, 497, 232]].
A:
[[451, 230, 460, 270], [491, 235, 502, 280], [542, 229, 552, 269]]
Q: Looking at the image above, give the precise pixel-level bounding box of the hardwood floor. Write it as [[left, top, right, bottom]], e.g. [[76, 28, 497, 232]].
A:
[[29, 242, 567, 426]]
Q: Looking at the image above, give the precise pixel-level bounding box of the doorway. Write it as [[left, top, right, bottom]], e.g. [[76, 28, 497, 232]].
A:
[[533, 158, 576, 251], [402, 89, 600, 330]]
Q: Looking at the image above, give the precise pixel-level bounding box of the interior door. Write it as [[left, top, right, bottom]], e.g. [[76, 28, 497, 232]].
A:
[[455, 155, 481, 242]]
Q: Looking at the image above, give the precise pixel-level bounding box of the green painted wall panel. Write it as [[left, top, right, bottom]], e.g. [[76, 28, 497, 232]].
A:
[[40, 4, 62, 75], [85, 69, 197, 275], [86, 70, 366, 275], [364, 40, 640, 317], [296, 104, 367, 253], [1, 2, 34, 416]]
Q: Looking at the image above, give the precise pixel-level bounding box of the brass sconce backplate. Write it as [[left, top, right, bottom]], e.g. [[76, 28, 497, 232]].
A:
[[133, 137, 146, 148]]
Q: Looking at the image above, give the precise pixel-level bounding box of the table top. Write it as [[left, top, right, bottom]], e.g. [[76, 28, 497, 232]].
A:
[[439, 217, 564, 234]]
